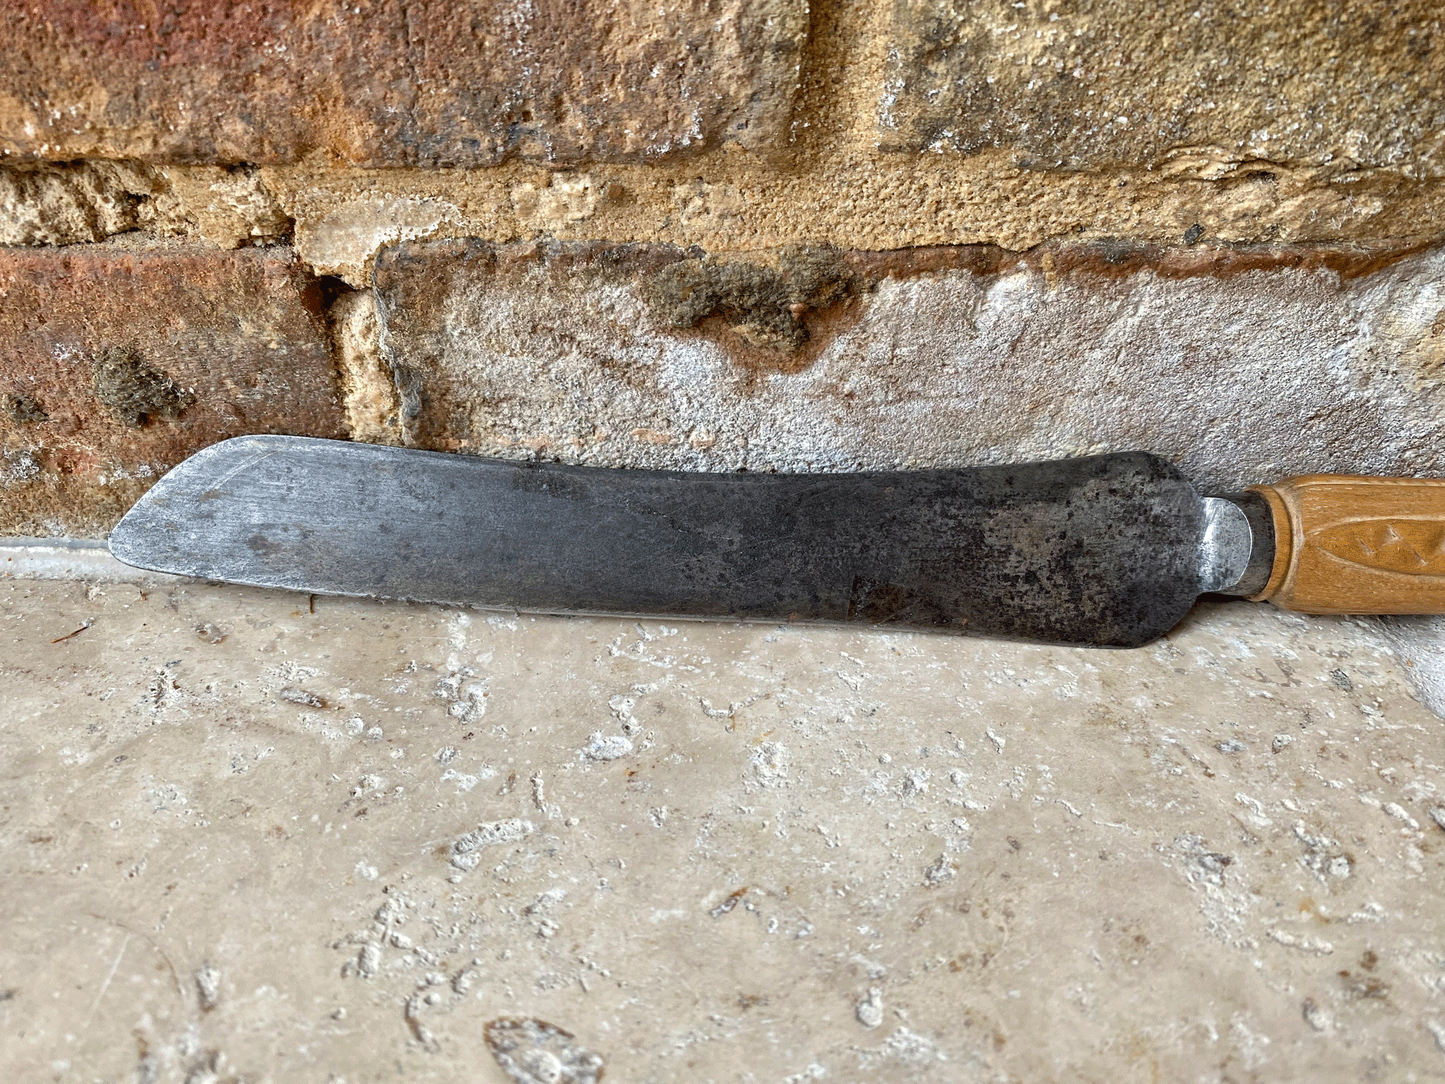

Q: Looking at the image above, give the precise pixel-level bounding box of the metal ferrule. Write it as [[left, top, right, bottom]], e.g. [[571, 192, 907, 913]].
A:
[[1200, 490, 1276, 597]]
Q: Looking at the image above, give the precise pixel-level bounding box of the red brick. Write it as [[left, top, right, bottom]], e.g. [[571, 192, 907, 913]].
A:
[[0, 0, 806, 167], [0, 244, 344, 535]]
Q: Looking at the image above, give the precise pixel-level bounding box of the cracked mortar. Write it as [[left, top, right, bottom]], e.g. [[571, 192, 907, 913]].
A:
[[0, 161, 292, 248]]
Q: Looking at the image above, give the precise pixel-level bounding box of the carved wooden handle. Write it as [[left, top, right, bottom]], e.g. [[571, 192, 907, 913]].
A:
[[1249, 475, 1445, 613]]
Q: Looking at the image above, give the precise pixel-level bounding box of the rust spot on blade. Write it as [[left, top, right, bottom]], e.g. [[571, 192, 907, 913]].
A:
[[246, 533, 283, 558]]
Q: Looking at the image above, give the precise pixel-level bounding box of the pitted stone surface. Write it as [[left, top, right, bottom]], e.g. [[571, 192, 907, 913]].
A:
[[2, 579, 1443, 1081]]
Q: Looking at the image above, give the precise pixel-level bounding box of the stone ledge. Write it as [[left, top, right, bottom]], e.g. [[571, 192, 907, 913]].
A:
[[3, 580, 1442, 1079], [0, 537, 180, 583]]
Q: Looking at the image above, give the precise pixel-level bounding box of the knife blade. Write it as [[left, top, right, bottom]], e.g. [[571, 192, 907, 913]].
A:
[[106, 435, 1445, 647]]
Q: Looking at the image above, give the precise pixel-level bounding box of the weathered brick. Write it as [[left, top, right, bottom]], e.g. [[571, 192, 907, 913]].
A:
[[372, 239, 1445, 489], [879, 0, 1445, 175], [0, 245, 345, 536], [1, 0, 806, 167]]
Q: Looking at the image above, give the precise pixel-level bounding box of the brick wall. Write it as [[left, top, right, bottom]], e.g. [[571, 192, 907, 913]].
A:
[[2, 0, 1443, 535]]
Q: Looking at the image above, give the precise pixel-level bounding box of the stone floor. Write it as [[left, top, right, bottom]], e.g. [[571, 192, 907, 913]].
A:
[[3, 570, 1445, 1083]]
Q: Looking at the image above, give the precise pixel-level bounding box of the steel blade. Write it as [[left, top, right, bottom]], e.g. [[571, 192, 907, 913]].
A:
[[109, 435, 1218, 647]]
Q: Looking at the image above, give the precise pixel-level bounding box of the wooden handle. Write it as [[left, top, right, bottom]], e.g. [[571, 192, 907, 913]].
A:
[[1249, 474, 1445, 613]]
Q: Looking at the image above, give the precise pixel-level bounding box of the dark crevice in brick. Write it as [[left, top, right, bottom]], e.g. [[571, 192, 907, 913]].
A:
[[307, 274, 373, 438], [2, 394, 48, 425], [222, 162, 297, 247], [301, 274, 356, 328]]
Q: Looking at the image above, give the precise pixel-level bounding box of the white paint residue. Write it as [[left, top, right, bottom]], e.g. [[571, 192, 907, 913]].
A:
[[357, 943, 381, 978], [385, 248, 1445, 532], [1234, 793, 1273, 828], [195, 964, 222, 1011], [855, 987, 884, 1028], [435, 669, 490, 723], [749, 741, 791, 786], [1382, 802, 1421, 830], [1302, 998, 1333, 1033], [1428, 1020, 1445, 1056], [297, 196, 460, 285], [440, 764, 498, 793], [870, 1027, 945, 1066]]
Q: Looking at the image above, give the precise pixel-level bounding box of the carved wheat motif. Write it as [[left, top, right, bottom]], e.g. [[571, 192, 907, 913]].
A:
[[1311, 518, 1445, 577], [1254, 476, 1445, 613]]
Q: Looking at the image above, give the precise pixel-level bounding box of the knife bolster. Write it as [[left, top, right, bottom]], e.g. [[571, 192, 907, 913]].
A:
[[1206, 491, 1275, 597], [1248, 474, 1445, 614]]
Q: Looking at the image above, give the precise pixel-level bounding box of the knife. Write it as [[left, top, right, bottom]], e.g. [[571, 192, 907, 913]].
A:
[[106, 435, 1445, 648]]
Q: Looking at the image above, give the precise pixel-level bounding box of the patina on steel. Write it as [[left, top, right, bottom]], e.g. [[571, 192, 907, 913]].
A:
[[108, 435, 1268, 648]]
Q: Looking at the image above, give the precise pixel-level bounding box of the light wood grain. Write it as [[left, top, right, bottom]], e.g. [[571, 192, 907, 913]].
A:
[[1250, 475, 1445, 613]]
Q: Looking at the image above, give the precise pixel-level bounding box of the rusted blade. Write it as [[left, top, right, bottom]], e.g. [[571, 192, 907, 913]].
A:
[[109, 435, 1221, 647]]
